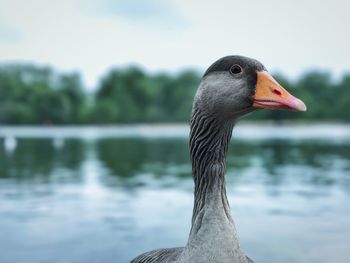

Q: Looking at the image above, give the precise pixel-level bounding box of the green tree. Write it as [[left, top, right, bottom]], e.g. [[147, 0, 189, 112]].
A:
[[58, 73, 85, 123], [0, 64, 85, 125], [96, 67, 153, 123]]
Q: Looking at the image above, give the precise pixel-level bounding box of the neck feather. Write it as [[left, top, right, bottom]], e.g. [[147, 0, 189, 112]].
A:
[[189, 108, 235, 226]]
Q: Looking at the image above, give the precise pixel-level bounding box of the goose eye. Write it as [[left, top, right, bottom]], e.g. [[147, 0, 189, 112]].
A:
[[230, 64, 243, 75]]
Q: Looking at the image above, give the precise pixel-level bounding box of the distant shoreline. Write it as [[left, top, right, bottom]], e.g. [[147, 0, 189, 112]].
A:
[[1, 123, 349, 141]]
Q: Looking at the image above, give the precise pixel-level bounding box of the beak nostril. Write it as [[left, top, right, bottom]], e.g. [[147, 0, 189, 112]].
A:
[[273, 88, 282, 96]]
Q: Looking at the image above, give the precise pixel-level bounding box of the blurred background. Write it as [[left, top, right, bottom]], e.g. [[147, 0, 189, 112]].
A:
[[0, 0, 349, 262]]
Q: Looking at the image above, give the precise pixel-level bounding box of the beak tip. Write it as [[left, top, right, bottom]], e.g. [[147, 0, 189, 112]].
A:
[[295, 99, 307, 112]]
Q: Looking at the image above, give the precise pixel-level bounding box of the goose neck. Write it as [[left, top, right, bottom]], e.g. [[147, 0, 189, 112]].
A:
[[189, 110, 235, 225]]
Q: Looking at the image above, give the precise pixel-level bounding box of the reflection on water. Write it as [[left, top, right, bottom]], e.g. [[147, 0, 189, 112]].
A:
[[0, 126, 350, 263]]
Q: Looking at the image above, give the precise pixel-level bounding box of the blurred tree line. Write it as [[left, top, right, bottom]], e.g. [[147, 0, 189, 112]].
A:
[[0, 64, 349, 124]]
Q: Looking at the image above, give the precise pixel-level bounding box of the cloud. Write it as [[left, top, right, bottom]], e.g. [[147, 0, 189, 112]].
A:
[[88, 0, 189, 30], [0, 21, 21, 42]]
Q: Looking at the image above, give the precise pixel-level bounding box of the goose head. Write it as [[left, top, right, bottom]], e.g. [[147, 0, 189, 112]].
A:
[[194, 55, 306, 120]]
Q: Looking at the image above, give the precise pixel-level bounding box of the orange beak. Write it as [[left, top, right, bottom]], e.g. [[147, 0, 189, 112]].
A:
[[253, 71, 307, 111]]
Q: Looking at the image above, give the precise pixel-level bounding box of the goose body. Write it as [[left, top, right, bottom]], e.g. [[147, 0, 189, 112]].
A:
[[131, 56, 306, 263]]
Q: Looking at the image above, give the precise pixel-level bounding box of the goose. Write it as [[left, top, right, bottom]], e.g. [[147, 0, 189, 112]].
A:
[[131, 55, 306, 263]]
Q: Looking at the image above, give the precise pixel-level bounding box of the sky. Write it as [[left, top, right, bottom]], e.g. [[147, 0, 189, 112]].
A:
[[0, 0, 349, 91]]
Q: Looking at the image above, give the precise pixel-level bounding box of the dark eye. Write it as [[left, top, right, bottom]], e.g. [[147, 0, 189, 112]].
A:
[[230, 64, 243, 75]]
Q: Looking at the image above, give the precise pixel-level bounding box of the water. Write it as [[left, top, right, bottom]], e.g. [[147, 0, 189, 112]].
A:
[[0, 125, 350, 263]]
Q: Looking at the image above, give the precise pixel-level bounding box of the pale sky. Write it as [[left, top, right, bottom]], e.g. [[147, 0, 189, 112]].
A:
[[0, 0, 349, 90]]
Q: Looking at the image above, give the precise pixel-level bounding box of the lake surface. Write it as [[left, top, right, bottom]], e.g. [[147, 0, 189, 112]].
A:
[[0, 125, 350, 263]]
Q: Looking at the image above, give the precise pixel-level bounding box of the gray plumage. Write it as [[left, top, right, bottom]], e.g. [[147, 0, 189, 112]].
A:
[[131, 56, 264, 263], [131, 248, 184, 263]]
